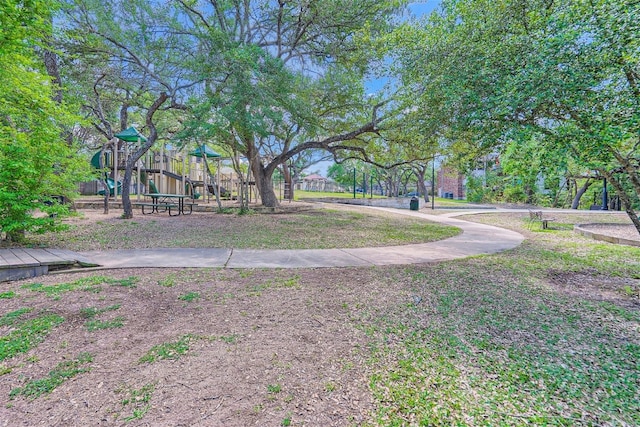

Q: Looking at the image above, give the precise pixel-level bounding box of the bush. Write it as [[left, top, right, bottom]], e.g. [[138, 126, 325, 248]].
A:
[[502, 186, 527, 203]]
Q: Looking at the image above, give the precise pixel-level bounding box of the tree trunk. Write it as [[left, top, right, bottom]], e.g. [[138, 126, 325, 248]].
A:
[[415, 168, 430, 202], [250, 155, 279, 208], [282, 163, 294, 201], [565, 178, 575, 207], [601, 169, 640, 236], [42, 46, 75, 146], [571, 178, 592, 209], [43, 50, 63, 104], [121, 166, 134, 218], [552, 177, 566, 207], [257, 169, 279, 207], [386, 177, 398, 197], [608, 152, 640, 235], [120, 93, 168, 219], [99, 143, 110, 214]]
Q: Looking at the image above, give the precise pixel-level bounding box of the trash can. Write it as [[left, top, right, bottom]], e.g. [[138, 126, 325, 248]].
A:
[[410, 197, 419, 211]]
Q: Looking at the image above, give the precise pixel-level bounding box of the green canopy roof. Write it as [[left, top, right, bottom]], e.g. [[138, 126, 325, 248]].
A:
[[114, 127, 147, 143], [189, 145, 221, 158]]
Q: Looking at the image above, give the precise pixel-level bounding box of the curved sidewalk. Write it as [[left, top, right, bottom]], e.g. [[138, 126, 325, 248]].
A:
[[79, 207, 525, 269]]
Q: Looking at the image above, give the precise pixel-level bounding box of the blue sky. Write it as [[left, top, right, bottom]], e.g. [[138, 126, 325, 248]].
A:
[[407, 1, 441, 17]]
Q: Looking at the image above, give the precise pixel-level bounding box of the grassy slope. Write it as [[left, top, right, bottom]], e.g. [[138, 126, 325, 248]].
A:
[[365, 214, 640, 426], [30, 208, 460, 250], [5, 209, 639, 425]]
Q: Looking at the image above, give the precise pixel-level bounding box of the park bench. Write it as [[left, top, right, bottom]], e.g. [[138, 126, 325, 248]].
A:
[[528, 210, 555, 230], [181, 202, 198, 215], [133, 202, 176, 215], [133, 201, 198, 216]]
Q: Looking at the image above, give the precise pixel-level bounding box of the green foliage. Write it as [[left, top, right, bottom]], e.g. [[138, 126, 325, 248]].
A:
[[502, 185, 527, 204], [327, 162, 358, 189], [109, 276, 138, 288], [169, 0, 405, 207], [0, 308, 33, 326], [86, 316, 125, 332], [118, 383, 155, 422], [22, 275, 137, 298], [218, 334, 238, 344], [395, 0, 640, 228], [80, 304, 121, 319], [0, 0, 92, 241], [81, 304, 123, 331], [178, 292, 200, 302], [267, 384, 282, 394], [465, 172, 500, 203], [22, 280, 100, 298], [157, 274, 177, 287], [0, 314, 64, 361], [138, 335, 192, 364], [10, 352, 92, 399], [0, 291, 16, 299]]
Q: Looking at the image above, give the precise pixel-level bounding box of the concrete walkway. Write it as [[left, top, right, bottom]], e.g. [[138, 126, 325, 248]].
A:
[[79, 206, 526, 269]]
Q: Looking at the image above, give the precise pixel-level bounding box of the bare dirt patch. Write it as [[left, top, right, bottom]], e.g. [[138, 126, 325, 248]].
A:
[[546, 269, 640, 310], [0, 267, 408, 426], [2, 209, 639, 425]]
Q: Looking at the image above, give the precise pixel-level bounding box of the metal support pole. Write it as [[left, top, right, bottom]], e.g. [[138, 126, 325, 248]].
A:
[[431, 156, 435, 210], [370, 175, 373, 199], [113, 142, 118, 201], [353, 168, 356, 199], [136, 137, 141, 200], [601, 178, 609, 210]]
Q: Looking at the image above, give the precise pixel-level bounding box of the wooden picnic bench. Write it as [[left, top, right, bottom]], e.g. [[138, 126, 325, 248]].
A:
[[528, 210, 556, 229]]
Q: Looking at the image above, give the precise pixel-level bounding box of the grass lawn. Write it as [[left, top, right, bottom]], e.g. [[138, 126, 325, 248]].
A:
[[28, 205, 460, 250], [1, 210, 638, 425], [364, 213, 640, 426]]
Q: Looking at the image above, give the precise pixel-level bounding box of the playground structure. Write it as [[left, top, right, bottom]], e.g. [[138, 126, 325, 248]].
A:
[[89, 127, 258, 203]]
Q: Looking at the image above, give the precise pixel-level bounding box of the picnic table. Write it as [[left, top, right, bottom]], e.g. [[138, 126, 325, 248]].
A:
[[136, 193, 196, 216]]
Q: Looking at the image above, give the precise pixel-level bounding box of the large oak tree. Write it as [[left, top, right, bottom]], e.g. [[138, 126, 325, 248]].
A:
[[176, 0, 406, 207]]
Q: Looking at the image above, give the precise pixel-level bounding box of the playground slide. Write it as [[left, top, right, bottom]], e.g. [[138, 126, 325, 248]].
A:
[[90, 151, 104, 169], [148, 179, 159, 194], [97, 178, 122, 196]]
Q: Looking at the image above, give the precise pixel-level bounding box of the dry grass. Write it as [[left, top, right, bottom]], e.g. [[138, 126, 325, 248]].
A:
[[27, 205, 460, 250]]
